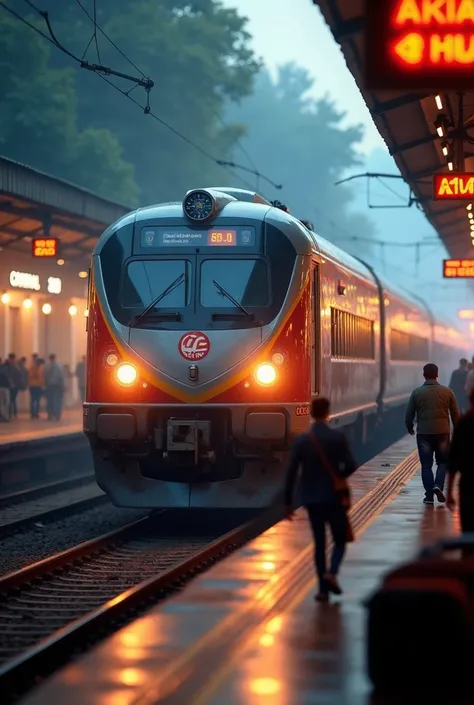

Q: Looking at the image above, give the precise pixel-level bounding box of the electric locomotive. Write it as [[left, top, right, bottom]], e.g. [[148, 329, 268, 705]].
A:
[[84, 187, 468, 509]]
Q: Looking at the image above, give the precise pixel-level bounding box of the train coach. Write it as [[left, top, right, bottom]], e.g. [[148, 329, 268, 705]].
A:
[[83, 187, 468, 509]]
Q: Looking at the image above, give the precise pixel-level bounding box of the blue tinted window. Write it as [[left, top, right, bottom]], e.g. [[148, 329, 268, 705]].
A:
[[122, 260, 191, 307], [200, 259, 268, 308]]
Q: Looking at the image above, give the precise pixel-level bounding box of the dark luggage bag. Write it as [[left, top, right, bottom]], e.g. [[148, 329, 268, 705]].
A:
[[366, 535, 474, 693]]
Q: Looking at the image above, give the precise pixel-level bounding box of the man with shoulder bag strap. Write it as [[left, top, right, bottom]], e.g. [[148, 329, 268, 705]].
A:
[[284, 397, 359, 602]]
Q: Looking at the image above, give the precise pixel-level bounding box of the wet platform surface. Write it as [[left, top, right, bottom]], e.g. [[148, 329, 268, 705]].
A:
[[20, 436, 458, 705], [0, 409, 83, 447]]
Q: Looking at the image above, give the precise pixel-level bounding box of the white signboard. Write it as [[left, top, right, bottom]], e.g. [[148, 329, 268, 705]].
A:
[[9, 271, 40, 291], [47, 277, 62, 295]]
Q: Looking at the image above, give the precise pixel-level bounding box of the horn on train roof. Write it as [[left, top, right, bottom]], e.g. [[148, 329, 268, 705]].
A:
[[206, 187, 271, 205]]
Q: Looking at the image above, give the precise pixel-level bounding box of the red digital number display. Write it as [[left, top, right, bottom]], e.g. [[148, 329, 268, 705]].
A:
[[443, 259, 474, 278], [207, 230, 237, 246], [366, 0, 474, 90], [32, 238, 59, 257]]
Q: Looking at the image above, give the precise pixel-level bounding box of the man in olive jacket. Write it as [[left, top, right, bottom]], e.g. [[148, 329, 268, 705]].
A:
[[405, 363, 460, 505]]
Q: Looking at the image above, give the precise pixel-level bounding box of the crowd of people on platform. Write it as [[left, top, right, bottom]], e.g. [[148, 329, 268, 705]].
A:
[[0, 352, 86, 422]]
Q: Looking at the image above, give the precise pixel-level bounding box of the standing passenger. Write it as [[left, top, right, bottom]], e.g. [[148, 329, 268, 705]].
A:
[[405, 363, 460, 505], [28, 358, 44, 419], [449, 358, 469, 414], [447, 388, 474, 534], [75, 355, 86, 403], [284, 397, 358, 602], [43, 354, 65, 421]]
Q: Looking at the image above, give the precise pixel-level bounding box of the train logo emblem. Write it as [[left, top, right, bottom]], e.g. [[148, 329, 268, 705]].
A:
[[179, 332, 210, 360]]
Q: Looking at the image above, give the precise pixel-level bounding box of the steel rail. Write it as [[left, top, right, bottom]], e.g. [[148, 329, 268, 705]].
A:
[[0, 506, 282, 699]]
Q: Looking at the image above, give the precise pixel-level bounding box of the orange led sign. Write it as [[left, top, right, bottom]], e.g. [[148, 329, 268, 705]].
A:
[[434, 173, 474, 199], [366, 0, 474, 90], [443, 259, 474, 277], [459, 309, 474, 318], [32, 238, 59, 258]]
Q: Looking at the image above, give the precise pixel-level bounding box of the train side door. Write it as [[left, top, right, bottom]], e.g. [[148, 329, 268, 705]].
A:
[[311, 262, 321, 396]]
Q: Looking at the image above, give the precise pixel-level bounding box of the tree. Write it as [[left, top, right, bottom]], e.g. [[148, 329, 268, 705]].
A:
[[0, 10, 138, 204], [226, 65, 378, 257], [43, 0, 261, 203]]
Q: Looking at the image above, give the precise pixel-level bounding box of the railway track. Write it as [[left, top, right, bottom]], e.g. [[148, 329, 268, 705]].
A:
[[0, 476, 108, 535], [0, 506, 279, 702]]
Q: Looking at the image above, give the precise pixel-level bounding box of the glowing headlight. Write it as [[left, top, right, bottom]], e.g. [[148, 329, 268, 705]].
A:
[[255, 363, 277, 386], [116, 363, 138, 385]]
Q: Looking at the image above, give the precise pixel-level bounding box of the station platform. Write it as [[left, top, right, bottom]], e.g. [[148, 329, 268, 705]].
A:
[[19, 436, 458, 705], [0, 409, 83, 448]]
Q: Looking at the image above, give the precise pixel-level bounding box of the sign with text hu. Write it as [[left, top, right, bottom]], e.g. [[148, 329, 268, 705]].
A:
[[365, 0, 474, 90], [444, 259, 474, 278], [32, 238, 59, 258], [434, 173, 474, 199]]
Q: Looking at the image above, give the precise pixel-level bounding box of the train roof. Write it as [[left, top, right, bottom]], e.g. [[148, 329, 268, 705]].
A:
[[95, 186, 464, 340]]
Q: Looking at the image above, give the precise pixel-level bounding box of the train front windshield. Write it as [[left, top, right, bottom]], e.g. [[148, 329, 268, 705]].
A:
[[99, 220, 296, 330]]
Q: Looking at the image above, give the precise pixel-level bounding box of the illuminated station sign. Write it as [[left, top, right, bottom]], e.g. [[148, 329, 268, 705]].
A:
[[443, 259, 474, 278], [434, 173, 474, 199], [366, 0, 474, 90], [32, 238, 59, 258]]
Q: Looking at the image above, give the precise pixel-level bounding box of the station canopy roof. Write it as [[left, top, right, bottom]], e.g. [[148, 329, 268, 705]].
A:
[[0, 157, 130, 265], [313, 0, 474, 261]]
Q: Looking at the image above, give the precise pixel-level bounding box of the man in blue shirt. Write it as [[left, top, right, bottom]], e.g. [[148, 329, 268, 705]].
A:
[[284, 397, 358, 602]]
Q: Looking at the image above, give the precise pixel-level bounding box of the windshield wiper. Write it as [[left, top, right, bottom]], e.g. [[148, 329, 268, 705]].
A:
[[211, 279, 252, 318], [130, 272, 186, 326]]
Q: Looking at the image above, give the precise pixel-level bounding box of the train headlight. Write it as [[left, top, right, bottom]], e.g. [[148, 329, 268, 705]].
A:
[[255, 363, 277, 386], [116, 363, 138, 386]]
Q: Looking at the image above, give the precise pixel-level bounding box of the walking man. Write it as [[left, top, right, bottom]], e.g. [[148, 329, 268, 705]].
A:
[[284, 397, 358, 602], [405, 363, 460, 505], [449, 358, 469, 413]]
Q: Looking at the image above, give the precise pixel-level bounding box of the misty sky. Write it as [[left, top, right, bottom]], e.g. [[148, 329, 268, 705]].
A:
[[221, 0, 385, 155]]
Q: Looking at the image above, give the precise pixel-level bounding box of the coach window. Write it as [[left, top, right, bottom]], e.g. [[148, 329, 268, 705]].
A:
[[200, 259, 269, 308], [122, 259, 191, 308]]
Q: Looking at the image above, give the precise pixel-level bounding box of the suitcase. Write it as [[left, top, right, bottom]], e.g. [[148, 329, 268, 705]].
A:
[[366, 534, 474, 693]]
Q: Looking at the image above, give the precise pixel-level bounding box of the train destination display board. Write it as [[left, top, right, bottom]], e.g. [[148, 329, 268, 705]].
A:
[[434, 173, 474, 200], [140, 226, 256, 248], [444, 259, 474, 278], [32, 238, 59, 258], [366, 0, 474, 90]]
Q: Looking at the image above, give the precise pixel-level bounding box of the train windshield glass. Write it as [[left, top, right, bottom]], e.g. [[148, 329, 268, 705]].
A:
[[200, 259, 269, 308], [122, 260, 191, 308]]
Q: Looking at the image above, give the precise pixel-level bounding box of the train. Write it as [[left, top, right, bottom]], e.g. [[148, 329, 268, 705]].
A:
[[83, 187, 469, 509]]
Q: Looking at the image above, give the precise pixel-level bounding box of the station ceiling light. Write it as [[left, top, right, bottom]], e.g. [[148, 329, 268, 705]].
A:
[[434, 114, 449, 138], [42, 303, 52, 315], [1, 292, 10, 304], [57, 259, 65, 266], [84, 309, 89, 317], [448, 161, 454, 171], [78, 271, 88, 279], [23, 298, 32, 309], [68, 304, 78, 316], [435, 95, 443, 111]]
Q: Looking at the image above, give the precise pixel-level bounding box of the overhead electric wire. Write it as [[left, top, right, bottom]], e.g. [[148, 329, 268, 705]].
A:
[[3, 0, 277, 193], [94, 72, 257, 191], [74, 0, 145, 78]]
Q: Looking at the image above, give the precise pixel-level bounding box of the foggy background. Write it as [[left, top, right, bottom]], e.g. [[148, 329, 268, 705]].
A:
[[0, 0, 469, 330]]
